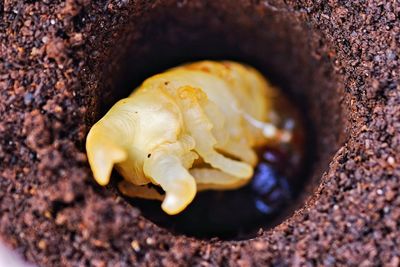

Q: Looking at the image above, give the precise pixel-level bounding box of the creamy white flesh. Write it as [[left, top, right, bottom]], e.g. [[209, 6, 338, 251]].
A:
[[86, 61, 288, 215]]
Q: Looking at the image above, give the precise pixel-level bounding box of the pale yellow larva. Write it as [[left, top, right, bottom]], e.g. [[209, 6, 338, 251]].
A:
[[86, 61, 290, 215]]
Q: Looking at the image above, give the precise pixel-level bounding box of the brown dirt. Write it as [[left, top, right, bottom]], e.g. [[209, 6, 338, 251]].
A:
[[1, 0, 399, 266]]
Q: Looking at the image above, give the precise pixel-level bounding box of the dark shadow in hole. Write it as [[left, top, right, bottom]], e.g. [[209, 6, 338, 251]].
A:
[[89, 2, 343, 240]]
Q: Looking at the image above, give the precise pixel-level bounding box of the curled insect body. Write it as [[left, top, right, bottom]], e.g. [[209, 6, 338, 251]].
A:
[[86, 61, 291, 215]]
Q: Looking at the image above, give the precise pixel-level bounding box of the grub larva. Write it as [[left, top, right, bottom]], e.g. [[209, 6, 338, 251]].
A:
[[86, 61, 291, 215]]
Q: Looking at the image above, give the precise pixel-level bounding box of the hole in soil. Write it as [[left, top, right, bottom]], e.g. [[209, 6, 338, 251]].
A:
[[86, 2, 344, 240]]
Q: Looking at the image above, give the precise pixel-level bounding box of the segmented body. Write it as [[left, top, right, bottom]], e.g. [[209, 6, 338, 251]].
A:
[[86, 61, 288, 214]]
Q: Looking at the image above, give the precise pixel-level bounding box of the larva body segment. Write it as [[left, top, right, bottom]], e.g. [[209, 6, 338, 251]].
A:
[[86, 60, 286, 215]]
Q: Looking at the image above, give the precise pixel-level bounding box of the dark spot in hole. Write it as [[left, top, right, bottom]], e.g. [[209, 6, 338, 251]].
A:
[[72, 9, 87, 32], [24, 0, 38, 4], [56, 29, 69, 40], [50, 195, 84, 218], [51, 200, 72, 218], [147, 154, 151, 158]]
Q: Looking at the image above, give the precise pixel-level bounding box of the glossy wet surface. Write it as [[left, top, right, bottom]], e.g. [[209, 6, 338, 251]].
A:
[[121, 91, 309, 240]]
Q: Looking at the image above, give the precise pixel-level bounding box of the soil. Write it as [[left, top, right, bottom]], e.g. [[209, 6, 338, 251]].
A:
[[1, 0, 400, 266]]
